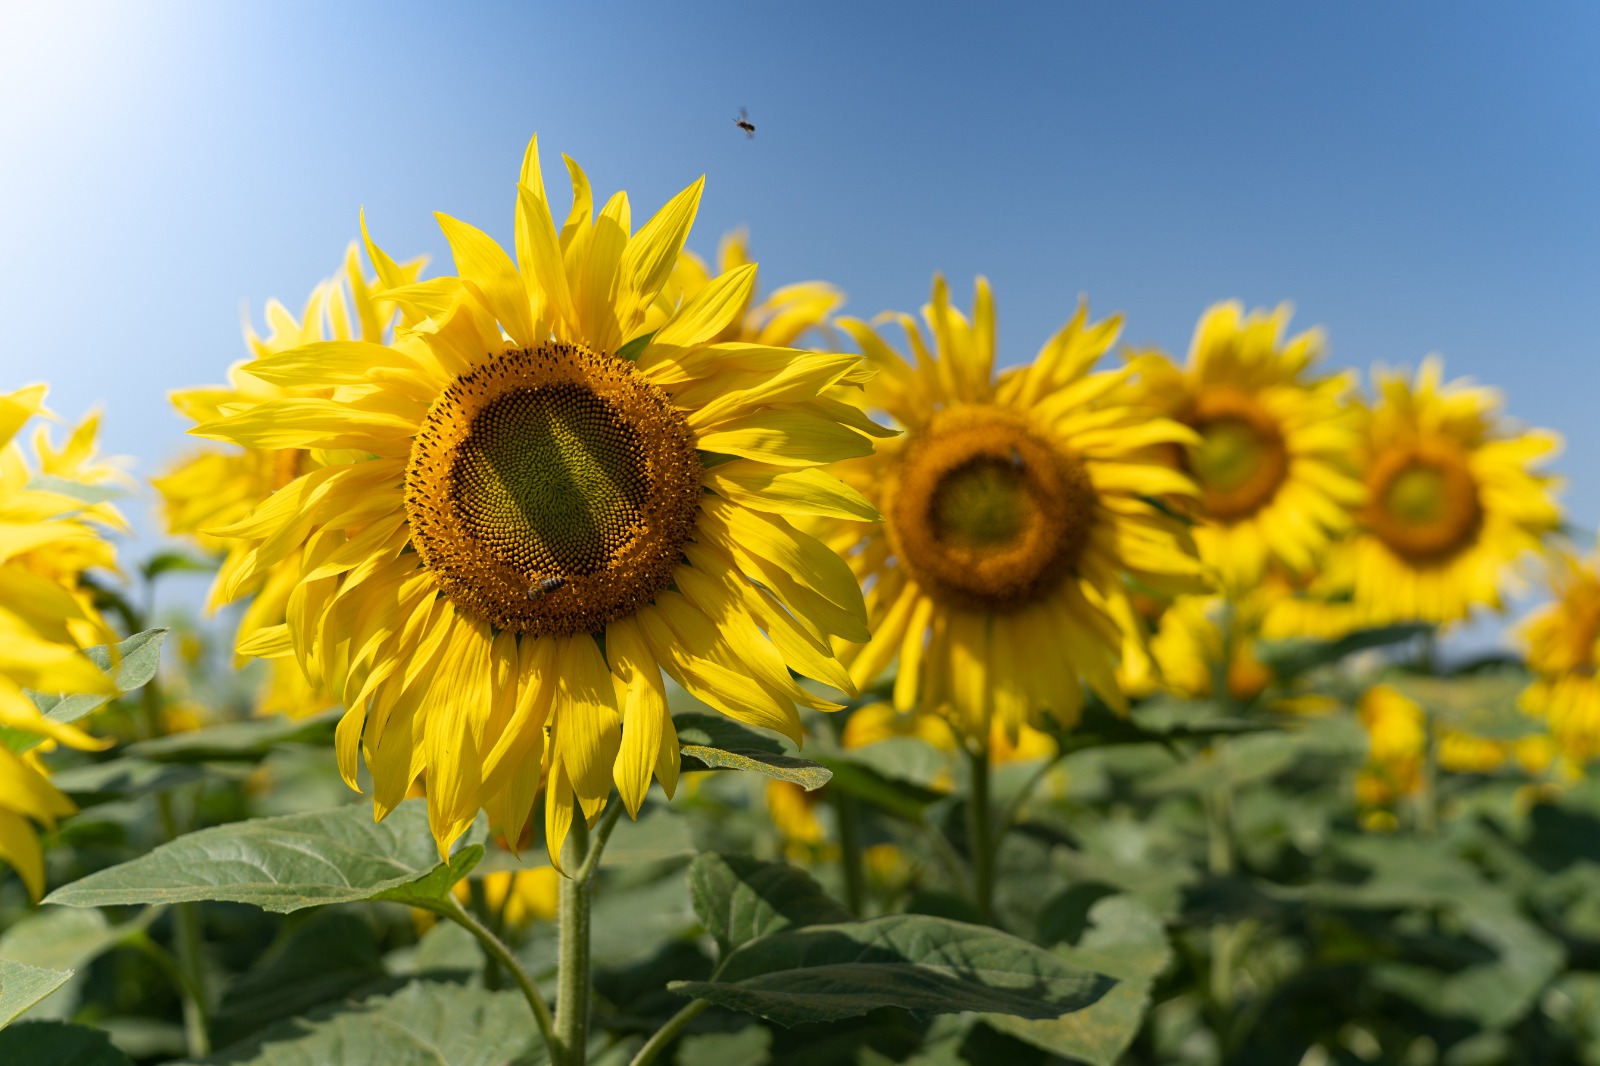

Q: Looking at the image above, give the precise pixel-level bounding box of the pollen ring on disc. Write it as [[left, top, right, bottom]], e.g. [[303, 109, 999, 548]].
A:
[[887, 404, 1096, 613], [404, 342, 702, 636]]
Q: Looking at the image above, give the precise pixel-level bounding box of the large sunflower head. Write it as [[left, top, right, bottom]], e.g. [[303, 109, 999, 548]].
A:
[[823, 277, 1208, 745], [1127, 302, 1363, 588], [1518, 543, 1600, 763], [1346, 356, 1561, 626], [157, 245, 423, 719], [0, 386, 121, 899], [193, 138, 877, 865]]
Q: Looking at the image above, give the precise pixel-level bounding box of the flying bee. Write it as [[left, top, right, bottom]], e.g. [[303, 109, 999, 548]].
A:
[[527, 575, 566, 600], [734, 107, 755, 139]]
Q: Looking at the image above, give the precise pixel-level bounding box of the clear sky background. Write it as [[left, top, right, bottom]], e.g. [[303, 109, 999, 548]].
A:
[[2, 1, 1597, 643]]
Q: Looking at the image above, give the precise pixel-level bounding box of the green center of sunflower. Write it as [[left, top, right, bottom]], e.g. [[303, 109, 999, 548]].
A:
[[454, 385, 651, 577], [1184, 389, 1289, 522], [889, 405, 1095, 613], [1382, 465, 1449, 526], [406, 343, 702, 636], [931, 460, 1028, 548]]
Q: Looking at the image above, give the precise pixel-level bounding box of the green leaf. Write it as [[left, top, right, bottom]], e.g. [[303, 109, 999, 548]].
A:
[[186, 980, 543, 1065], [140, 550, 217, 581], [679, 744, 832, 790], [0, 906, 154, 976], [689, 853, 852, 956], [676, 1026, 772, 1066], [44, 799, 483, 914], [211, 909, 391, 1048], [1256, 623, 1429, 680], [988, 896, 1172, 1066], [124, 710, 340, 763], [0, 958, 73, 1028], [50, 757, 212, 803], [3, 629, 167, 754], [670, 914, 1113, 1026], [0, 1021, 133, 1064], [673, 712, 784, 755], [673, 713, 831, 788], [616, 329, 658, 362]]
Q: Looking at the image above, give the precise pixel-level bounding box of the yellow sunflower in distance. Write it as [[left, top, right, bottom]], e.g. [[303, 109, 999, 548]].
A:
[[1519, 543, 1600, 763], [825, 277, 1207, 744], [192, 138, 875, 865], [1127, 302, 1363, 589], [156, 245, 423, 719], [663, 229, 843, 348], [1341, 356, 1561, 625], [0, 386, 121, 899]]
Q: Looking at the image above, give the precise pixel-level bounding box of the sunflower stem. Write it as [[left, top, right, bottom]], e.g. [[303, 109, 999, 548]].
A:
[[833, 789, 868, 916], [965, 743, 996, 925], [435, 893, 555, 1052], [553, 799, 624, 1066], [627, 998, 711, 1066]]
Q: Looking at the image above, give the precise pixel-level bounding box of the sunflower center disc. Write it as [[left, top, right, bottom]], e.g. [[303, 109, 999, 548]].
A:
[[454, 384, 649, 577], [1364, 440, 1482, 562], [405, 343, 701, 636], [889, 405, 1095, 613], [1185, 389, 1288, 522]]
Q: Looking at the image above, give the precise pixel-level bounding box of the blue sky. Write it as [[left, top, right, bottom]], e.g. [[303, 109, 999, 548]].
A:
[[2, 1, 1597, 632]]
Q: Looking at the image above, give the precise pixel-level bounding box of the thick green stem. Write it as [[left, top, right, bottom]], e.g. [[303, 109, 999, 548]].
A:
[[965, 744, 995, 925], [435, 893, 555, 1050], [552, 802, 624, 1066], [832, 789, 867, 916], [627, 998, 710, 1066]]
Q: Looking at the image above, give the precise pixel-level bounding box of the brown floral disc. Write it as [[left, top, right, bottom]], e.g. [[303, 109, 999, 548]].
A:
[[887, 405, 1095, 613], [405, 343, 701, 636], [1182, 387, 1290, 522], [1363, 437, 1483, 562]]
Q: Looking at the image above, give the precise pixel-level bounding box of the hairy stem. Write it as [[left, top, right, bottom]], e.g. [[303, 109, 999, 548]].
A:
[[435, 893, 555, 1051], [627, 998, 711, 1066]]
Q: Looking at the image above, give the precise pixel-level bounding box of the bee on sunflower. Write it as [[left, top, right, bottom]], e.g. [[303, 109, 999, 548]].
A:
[[156, 246, 424, 720], [191, 138, 878, 866], [1126, 302, 1364, 591], [0, 386, 123, 899], [1338, 356, 1562, 626]]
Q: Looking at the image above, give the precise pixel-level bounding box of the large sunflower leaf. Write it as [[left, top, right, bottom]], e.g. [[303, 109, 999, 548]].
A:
[[987, 896, 1172, 1066], [2, 629, 167, 754], [182, 980, 544, 1065], [0, 959, 73, 1029], [670, 914, 1113, 1026], [0, 906, 155, 978], [43, 800, 483, 914], [0, 1020, 133, 1064], [689, 853, 852, 956]]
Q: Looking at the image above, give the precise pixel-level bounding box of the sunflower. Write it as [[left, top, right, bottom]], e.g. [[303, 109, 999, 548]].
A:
[[156, 245, 423, 719], [0, 386, 121, 899], [822, 277, 1207, 744], [1338, 356, 1561, 626], [193, 138, 875, 865], [1519, 543, 1600, 763], [1127, 303, 1363, 589], [663, 228, 843, 348]]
